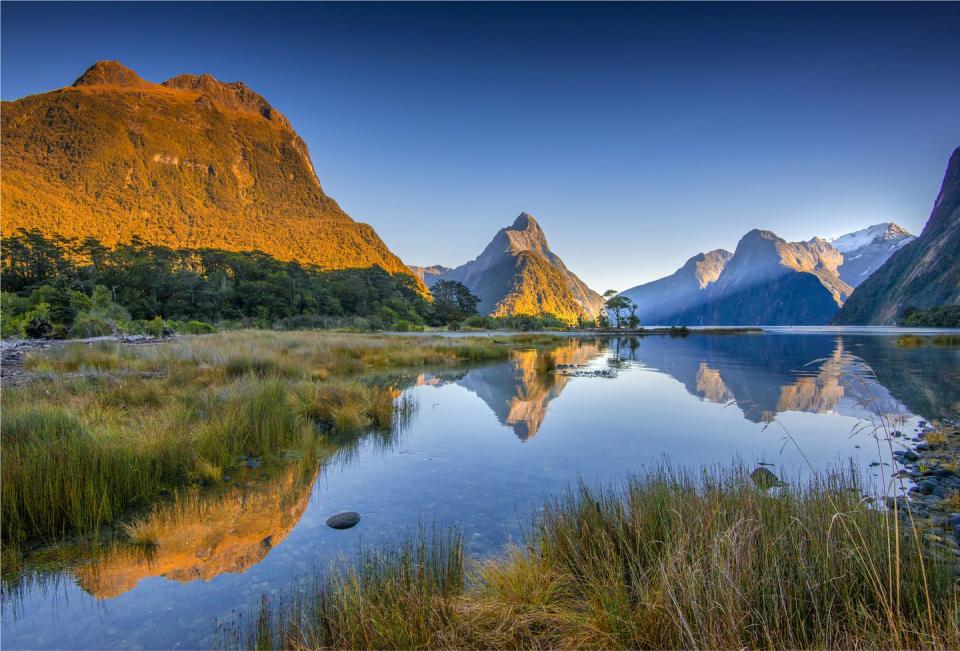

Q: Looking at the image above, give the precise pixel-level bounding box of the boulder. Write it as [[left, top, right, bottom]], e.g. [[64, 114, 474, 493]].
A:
[[326, 511, 361, 529]]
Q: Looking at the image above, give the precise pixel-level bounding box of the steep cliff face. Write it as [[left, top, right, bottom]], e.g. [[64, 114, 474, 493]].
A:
[[1, 61, 423, 287], [618, 249, 732, 325], [834, 147, 960, 324], [830, 223, 915, 287], [427, 213, 605, 323]]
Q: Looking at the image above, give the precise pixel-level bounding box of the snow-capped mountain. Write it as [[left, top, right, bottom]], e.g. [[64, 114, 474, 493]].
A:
[[828, 223, 914, 287]]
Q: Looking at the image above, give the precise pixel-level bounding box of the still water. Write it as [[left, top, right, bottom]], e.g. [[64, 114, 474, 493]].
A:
[[3, 331, 959, 649]]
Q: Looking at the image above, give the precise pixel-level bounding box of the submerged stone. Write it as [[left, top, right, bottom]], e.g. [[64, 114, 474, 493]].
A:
[[326, 511, 361, 529]]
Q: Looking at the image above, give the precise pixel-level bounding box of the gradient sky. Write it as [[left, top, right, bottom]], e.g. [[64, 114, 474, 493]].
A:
[[3, 2, 959, 290]]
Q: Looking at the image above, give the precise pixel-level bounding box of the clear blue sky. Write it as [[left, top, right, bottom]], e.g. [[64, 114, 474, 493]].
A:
[[3, 2, 958, 290]]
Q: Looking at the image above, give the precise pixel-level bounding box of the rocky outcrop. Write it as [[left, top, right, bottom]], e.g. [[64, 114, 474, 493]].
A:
[[834, 147, 960, 324]]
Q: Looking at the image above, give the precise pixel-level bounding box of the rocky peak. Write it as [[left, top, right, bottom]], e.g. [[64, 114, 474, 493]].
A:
[[73, 60, 148, 88], [511, 212, 538, 230], [502, 212, 550, 256], [163, 73, 290, 127]]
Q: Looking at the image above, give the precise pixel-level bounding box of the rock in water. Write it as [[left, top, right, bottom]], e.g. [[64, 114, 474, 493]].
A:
[[751, 467, 780, 489], [326, 512, 361, 529]]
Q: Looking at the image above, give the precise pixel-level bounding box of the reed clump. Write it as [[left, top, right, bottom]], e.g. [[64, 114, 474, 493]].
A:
[[241, 466, 960, 650]]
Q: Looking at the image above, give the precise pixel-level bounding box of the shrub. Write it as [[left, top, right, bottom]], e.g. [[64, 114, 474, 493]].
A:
[[24, 314, 54, 339], [180, 320, 216, 335]]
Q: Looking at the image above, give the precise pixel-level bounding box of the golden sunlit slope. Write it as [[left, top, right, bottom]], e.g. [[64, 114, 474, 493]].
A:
[[1, 61, 423, 286]]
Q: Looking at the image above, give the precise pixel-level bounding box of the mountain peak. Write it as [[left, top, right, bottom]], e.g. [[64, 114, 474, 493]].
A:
[[496, 213, 549, 258], [510, 212, 539, 231], [430, 213, 604, 322], [742, 228, 780, 242], [73, 61, 148, 88]]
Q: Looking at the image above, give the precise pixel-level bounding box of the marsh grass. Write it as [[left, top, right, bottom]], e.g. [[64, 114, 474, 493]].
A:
[[238, 466, 960, 650], [2, 331, 554, 546], [233, 529, 464, 650]]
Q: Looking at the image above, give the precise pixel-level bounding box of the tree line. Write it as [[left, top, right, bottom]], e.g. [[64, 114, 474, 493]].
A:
[[1, 230, 481, 338]]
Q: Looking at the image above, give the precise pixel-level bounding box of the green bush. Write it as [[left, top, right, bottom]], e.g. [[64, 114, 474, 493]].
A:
[[180, 320, 216, 335]]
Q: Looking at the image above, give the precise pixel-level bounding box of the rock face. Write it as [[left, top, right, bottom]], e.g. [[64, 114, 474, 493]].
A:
[[829, 223, 915, 288], [619, 249, 732, 325], [621, 230, 851, 326], [1, 61, 423, 288], [834, 147, 960, 325], [425, 213, 605, 323]]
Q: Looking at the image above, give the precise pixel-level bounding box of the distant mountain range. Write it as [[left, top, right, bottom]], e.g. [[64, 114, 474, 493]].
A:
[[0, 61, 424, 289], [835, 147, 960, 325], [618, 220, 923, 326], [620, 230, 849, 325], [413, 213, 605, 324]]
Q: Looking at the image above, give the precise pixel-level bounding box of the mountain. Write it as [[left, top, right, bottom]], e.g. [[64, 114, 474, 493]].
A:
[[834, 147, 960, 325], [619, 249, 732, 325], [621, 230, 851, 326], [1, 61, 423, 288], [426, 213, 605, 323], [829, 223, 915, 287], [694, 230, 851, 325]]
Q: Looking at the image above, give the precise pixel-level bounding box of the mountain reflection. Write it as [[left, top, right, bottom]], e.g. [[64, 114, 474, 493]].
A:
[[607, 334, 959, 423], [75, 464, 318, 599], [427, 334, 958, 437], [419, 340, 606, 439]]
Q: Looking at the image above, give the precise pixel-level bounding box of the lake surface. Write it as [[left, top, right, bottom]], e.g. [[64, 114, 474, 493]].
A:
[[3, 331, 959, 649]]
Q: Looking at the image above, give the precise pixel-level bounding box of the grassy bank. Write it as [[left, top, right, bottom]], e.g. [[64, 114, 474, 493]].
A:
[[1, 331, 550, 546], [238, 466, 959, 650]]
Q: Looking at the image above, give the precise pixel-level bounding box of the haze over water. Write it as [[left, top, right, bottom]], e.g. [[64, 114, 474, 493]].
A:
[[3, 330, 959, 650]]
